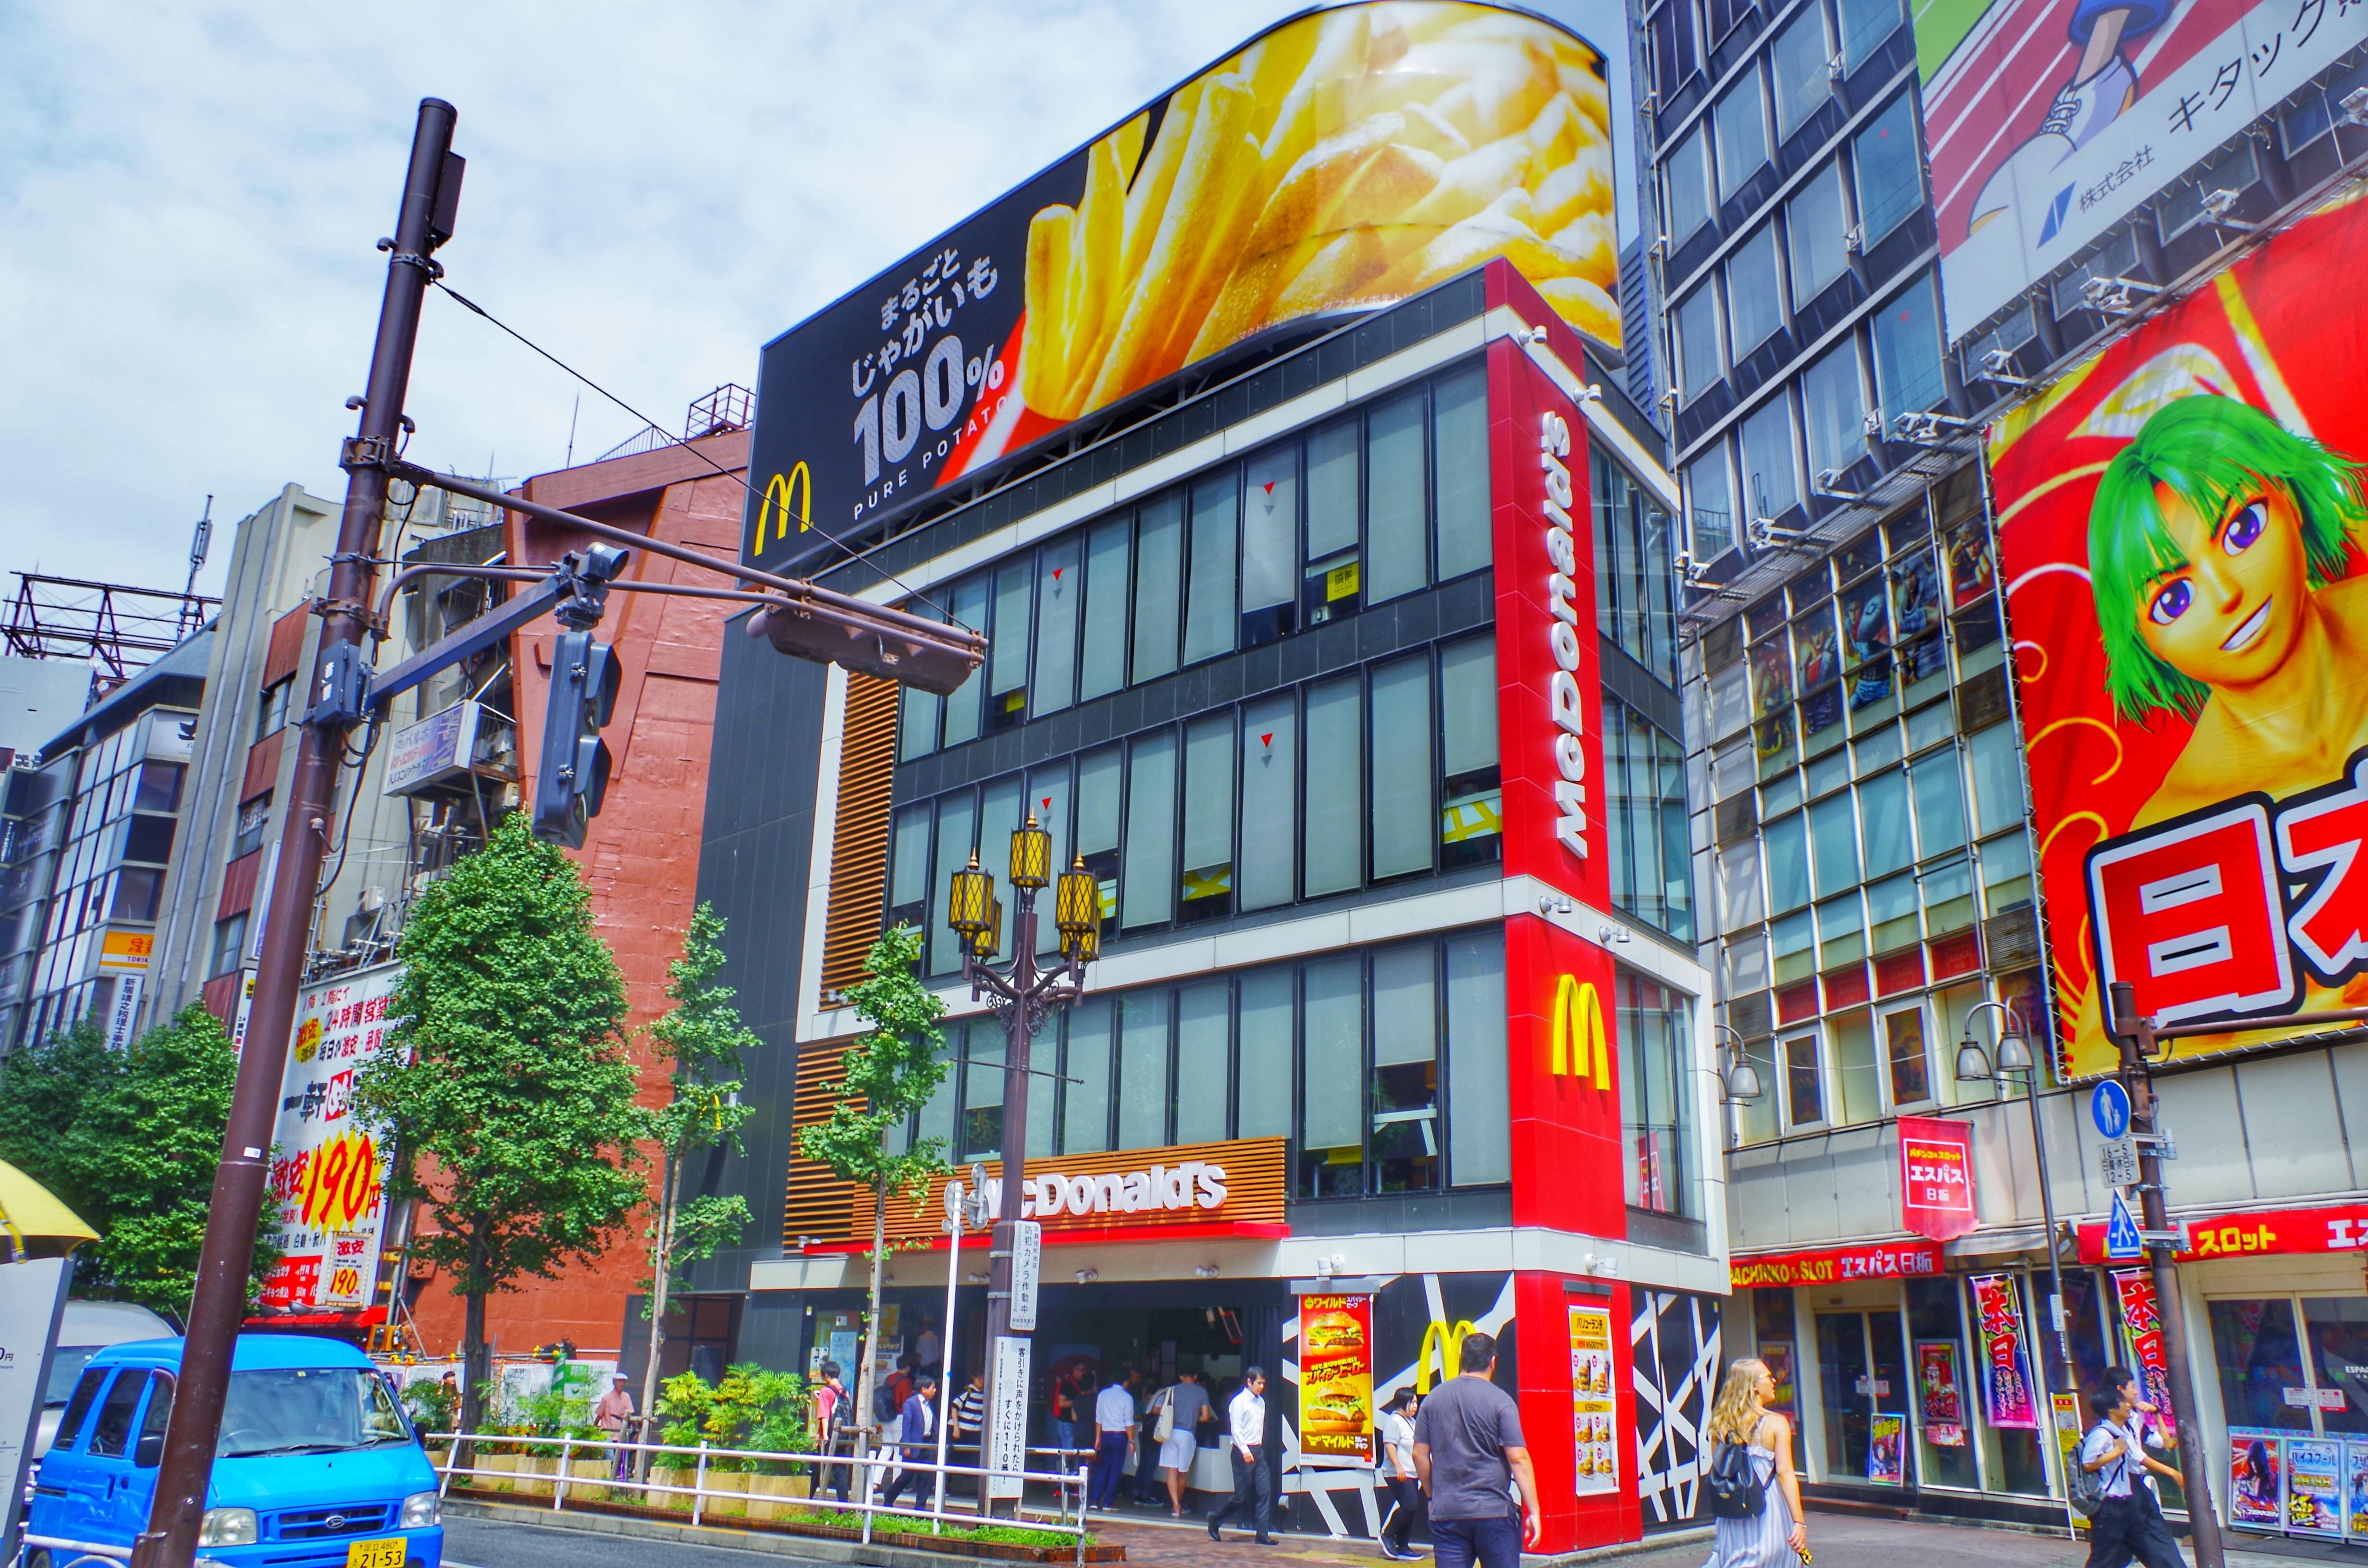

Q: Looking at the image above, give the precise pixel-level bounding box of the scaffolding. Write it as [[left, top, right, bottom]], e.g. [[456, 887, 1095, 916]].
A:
[[3, 573, 219, 697]]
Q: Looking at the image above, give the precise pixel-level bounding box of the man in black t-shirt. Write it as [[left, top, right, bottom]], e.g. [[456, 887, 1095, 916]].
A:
[[1412, 1334, 1540, 1568]]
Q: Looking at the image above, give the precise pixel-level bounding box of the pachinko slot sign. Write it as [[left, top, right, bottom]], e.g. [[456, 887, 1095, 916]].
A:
[[258, 962, 405, 1315], [1988, 190, 2368, 1078]]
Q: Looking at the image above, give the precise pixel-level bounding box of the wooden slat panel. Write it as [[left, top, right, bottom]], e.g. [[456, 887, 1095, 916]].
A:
[[779, 1038, 863, 1246], [216, 848, 262, 920], [842, 1137, 1291, 1248], [261, 605, 310, 689], [240, 730, 283, 804], [817, 674, 899, 1005]]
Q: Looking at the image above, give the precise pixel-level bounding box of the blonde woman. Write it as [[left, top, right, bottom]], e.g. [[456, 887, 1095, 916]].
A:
[[1700, 1359, 1807, 1567]]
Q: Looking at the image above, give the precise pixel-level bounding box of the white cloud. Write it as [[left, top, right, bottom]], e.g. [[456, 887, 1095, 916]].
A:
[[0, 0, 1635, 599]]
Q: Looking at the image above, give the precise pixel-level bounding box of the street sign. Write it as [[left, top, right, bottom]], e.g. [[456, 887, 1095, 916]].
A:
[[2105, 1191, 2144, 1261], [1009, 1219, 1041, 1332], [983, 1334, 1032, 1500], [2091, 1080, 2132, 1141], [2100, 1138, 2139, 1188]]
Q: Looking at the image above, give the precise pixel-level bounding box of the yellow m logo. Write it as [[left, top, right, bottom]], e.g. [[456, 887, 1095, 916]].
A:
[[753, 462, 813, 555], [1416, 1320, 1480, 1395], [1551, 974, 1610, 1090]]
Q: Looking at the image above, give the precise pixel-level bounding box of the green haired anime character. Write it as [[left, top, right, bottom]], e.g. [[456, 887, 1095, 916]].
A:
[[2086, 393, 2368, 832]]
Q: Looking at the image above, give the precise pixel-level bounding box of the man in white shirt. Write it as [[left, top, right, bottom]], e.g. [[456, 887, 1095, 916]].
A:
[[1088, 1372, 1135, 1510], [1206, 1368, 1275, 1544], [2079, 1378, 2186, 1568]]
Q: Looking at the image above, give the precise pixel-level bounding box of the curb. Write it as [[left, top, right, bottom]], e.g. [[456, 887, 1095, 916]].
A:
[[1525, 1525, 1714, 1564], [443, 1496, 1098, 1567]]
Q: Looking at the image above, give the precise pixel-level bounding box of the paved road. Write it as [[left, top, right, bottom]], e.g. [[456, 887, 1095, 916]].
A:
[[444, 1513, 837, 1568]]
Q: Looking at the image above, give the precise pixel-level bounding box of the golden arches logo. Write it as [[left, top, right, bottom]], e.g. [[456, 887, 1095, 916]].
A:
[[1416, 1319, 1480, 1395], [1550, 974, 1610, 1090], [753, 463, 813, 555]]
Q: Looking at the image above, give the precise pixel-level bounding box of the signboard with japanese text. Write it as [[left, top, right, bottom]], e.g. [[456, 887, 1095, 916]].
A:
[[1914, 0, 2368, 339], [1729, 1240, 1943, 1290], [1987, 191, 2368, 1078], [2231, 1430, 2286, 1529], [1897, 1115, 1979, 1241], [2113, 1269, 2177, 1438], [1568, 1301, 1617, 1494], [2290, 1437, 2344, 1537], [1971, 1274, 2039, 1429], [97, 929, 152, 972], [744, 2, 1619, 573], [256, 962, 403, 1315], [1917, 1340, 1969, 1447], [2078, 1197, 2368, 1262], [1299, 1293, 1376, 1460]]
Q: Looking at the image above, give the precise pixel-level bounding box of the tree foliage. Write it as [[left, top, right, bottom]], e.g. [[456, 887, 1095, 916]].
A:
[[0, 1005, 269, 1317], [352, 814, 648, 1427]]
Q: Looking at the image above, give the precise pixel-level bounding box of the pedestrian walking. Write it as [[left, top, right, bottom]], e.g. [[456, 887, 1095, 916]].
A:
[[1698, 1358, 1807, 1568], [1412, 1333, 1539, 1568], [813, 1360, 852, 1503], [1152, 1369, 1213, 1518], [1206, 1368, 1276, 1544], [592, 1373, 637, 1480], [1089, 1369, 1137, 1509], [880, 1372, 940, 1510], [1377, 1387, 1425, 1560], [2080, 1376, 2187, 1568], [1049, 1362, 1090, 1456]]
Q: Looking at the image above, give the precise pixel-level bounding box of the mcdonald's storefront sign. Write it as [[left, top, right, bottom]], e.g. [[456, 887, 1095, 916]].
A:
[[750, 462, 813, 557], [1416, 1318, 1481, 1395], [1549, 974, 1609, 1090]]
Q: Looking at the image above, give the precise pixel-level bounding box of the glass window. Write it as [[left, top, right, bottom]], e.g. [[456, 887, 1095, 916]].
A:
[[1305, 675, 1363, 895], [1867, 870, 1918, 951], [987, 560, 1032, 728], [1133, 492, 1184, 682], [1432, 363, 1491, 581], [1242, 445, 1298, 645], [1445, 928, 1509, 1186], [1764, 811, 1811, 912], [899, 637, 942, 760], [1883, 1003, 1930, 1104], [1809, 792, 1860, 895], [1740, 395, 1801, 519], [1061, 998, 1112, 1153], [940, 576, 990, 747], [976, 776, 1024, 943], [1980, 829, 2033, 910], [87, 1370, 149, 1458], [1183, 471, 1239, 664], [1440, 637, 1501, 866], [1966, 715, 2025, 836], [1727, 222, 1785, 359], [1714, 72, 1771, 201], [1033, 536, 1081, 716], [1620, 971, 1693, 1213], [1366, 392, 1429, 604], [1817, 891, 1864, 967], [1853, 95, 1924, 246], [1838, 0, 1904, 71], [2302, 1298, 2368, 1435], [1801, 341, 1868, 484], [1028, 764, 1073, 957], [1911, 750, 1967, 856], [961, 1022, 1005, 1159], [1079, 518, 1130, 701], [1677, 283, 1724, 401], [255, 680, 292, 743], [1117, 990, 1172, 1150], [1787, 162, 1851, 308], [111, 866, 163, 923], [1175, 981, 1230, 1145], [1076, 746, 1122, 931], [1665, 122, 1714, 242], [1121, 731, 1177, 929], [1305, 418, 1362, 626], [1370, 657, 1433, 879], [1371, 944, 1439, 1192], [1180, 713, 1235, 922], [1923, 855, 1975, 932], [208, 913, 247, 980], [1770, 4, 1833, 139], [2211, 1298, 2310, 1433], [1239, 694, 1299, 913], [1236, 968, 1295, 1140], [1831, 1012, 1880, 1125], [132, 762, 184, 815], [1688, 448, 1736, 557], [1300, 954, 1364, 1196], [1783, 1032, 1824, 1125], [1859, 769, 1912, 877]]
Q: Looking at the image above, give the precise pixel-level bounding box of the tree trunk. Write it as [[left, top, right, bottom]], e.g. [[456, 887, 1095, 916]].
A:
[[855, 1173, 890, 1446], [635, 1151, 682, 1483], [458, 1230, 489, 1467]]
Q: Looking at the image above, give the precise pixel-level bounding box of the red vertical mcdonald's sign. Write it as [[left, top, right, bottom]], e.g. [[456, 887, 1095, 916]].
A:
[[1897, 1115, 1978, 1242]]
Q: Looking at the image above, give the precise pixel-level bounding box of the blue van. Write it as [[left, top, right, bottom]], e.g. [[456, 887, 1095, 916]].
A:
[[25, 1334, 442, 1568]]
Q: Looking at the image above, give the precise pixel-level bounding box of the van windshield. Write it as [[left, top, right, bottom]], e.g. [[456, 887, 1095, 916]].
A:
[[217, 1369, 410, 1458]]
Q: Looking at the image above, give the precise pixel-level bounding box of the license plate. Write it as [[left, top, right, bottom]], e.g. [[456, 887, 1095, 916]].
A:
[[346, 1538, 407, 1568]]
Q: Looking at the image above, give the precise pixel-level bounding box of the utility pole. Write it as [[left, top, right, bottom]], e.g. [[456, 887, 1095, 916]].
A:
[[131, 99, 461, 1568]]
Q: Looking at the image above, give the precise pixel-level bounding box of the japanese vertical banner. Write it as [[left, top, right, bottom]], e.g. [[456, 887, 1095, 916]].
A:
[[1897, 1116, 1979, 1242], [2112, 1269, 2176, 1439], [1971, 1274, 2039, 1429]]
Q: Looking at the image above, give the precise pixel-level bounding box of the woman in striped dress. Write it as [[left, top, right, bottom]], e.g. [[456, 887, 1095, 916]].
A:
[[1700, 1359, 1808, 1568]]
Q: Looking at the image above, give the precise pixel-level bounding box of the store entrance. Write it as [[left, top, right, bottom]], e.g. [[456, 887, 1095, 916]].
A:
[[1816, 1309, 1911, 1488]]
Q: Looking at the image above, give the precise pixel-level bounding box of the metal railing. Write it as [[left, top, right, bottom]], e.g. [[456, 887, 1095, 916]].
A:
[[428, 1431, 1094, 1564]]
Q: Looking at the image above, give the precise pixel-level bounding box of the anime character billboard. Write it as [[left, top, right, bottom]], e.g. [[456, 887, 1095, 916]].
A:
[[1987, 190, 2368, 1078], [1913, 0, 2368, 339]]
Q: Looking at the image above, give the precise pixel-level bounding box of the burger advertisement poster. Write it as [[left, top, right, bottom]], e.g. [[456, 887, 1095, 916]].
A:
[[1987, 191, 2368, 1078], [1567, 1301, 1617, 1494], [744, 1, 1619, 571], [1299, 1293, 1376, 1459]]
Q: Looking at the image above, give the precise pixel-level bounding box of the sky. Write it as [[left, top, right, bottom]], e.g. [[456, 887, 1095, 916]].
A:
[[0, 1, 1637, 603]]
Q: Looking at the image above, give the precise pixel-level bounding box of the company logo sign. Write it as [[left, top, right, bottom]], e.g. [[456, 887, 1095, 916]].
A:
[[750, 462, 814, 558], [1549, 973, 1609, 1088], [1538, 410, 1591, 867], [948, 1158, 1230, 1222]]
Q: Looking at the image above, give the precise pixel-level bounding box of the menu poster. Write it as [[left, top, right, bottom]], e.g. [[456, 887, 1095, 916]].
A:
[[1916, 1340, 1967, 1448], [1868, 1414, 1906, 1484], [2111, 1270, 2176, 1439], [1761, 1341, 1797, 1418], [1568, 1303, 1618, 1495], [2289, 1438, 2343, 1539], [2230, 1432, 2286, 1531], [2346, 1439, 2368, 1542], [1298, 1293, 1375, 1460], [2051, 1393, 2084, 1476], [1970, 1274, 2038, 1429]]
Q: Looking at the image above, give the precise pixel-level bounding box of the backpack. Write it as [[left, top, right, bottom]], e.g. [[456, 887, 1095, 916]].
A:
[[874, 1380, 903, 1424], [2068, 1425, 2118, 1519], [1703, 1438, 1768, 1519]]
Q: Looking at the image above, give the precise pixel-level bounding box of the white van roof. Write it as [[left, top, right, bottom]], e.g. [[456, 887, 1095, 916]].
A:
[[57, 1300, 173, 1345]]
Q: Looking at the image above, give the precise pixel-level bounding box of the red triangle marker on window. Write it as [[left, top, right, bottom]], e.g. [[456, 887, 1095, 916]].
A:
[[1262, 481, 1276, 496], [1260, 733, 1273, 746], [1051, 567, 1063, 580], [1041, 797, 1052, 810]]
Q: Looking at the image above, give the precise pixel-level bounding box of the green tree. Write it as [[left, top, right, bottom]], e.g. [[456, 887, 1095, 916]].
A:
[[637, 901, 757, 1459], [353, 814, 649, 1433], [795, 925, 948, 1433], [0, 1006, 271, 1316]]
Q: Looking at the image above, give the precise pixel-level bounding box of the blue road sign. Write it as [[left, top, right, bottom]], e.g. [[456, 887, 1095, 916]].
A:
[[2105, 1190, 2144, 1261], [2092, 1080, 2132, 1141]]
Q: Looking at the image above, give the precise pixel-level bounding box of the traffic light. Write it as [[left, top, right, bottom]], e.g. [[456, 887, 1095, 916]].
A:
[[531, 630, 619, 849]]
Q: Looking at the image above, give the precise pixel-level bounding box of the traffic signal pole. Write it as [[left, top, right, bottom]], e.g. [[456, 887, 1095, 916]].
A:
[[131, 99, 459, 1568]]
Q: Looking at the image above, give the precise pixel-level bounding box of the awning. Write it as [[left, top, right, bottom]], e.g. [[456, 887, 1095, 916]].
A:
[[0, 1158, 99, 1252], [2074, 1200, 2368, 1265]]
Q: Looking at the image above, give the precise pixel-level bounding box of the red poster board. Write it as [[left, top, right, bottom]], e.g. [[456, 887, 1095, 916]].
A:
[[1897, 1116, 1978, 1242]]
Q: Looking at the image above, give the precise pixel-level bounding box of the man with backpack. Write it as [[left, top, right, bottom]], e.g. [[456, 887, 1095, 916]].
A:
[[1412, 1333, 1540, 1568], [812, 1361, 851, 1503], [2079, 1376, 2187, 1568]]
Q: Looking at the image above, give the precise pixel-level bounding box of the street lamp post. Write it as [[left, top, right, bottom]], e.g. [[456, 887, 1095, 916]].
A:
[[1709, 1025, 1765, 1148], [944, 817, 1098, 1507]]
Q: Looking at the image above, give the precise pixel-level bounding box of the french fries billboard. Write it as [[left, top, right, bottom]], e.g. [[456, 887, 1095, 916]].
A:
[[1986, 191, 2368, 1078], [744, 1, 1617, 571]]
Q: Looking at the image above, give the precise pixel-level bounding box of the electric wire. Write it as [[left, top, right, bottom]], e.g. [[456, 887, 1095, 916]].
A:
[[428, 281, 965, 627]]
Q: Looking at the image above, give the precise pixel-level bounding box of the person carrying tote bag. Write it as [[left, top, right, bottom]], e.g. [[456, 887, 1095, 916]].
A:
[[1698, 1359, 1809, 1568]]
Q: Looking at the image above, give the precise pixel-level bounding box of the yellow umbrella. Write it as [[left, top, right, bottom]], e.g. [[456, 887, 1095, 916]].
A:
[[0, 1157, 99, 1255]]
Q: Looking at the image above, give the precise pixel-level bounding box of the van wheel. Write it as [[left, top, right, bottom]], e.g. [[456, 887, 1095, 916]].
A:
[[28, 1550, 53, 1568]]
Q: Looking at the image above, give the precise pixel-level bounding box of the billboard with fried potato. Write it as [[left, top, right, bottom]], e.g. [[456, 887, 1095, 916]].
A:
[[743, 1, 1618, 572]]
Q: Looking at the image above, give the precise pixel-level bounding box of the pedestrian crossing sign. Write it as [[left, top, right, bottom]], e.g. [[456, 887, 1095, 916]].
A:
[[2105, 1190, 2144, 1261]]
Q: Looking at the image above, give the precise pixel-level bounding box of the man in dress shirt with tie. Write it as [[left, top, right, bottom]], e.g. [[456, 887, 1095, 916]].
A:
[[1207, 1368, 1276, 1545]]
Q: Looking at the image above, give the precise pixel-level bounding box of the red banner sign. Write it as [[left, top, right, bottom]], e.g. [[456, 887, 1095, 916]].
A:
[[1729, 1241, 1942, 1290], [2113, 1269, 2176, 1438], [2077, 1200, 2368, 1264], [1972, 1274, 2037, 1429], [1898, 1116, 1978, 1242]]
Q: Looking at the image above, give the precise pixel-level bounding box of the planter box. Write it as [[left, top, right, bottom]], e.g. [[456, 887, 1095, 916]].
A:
[[477, 1453, 521, 1492], [514, 1454, 560, 1497], [700, 1469, 751, 1518], [745, 1472, 812, 1520], [648, 1465, 697, 1511]]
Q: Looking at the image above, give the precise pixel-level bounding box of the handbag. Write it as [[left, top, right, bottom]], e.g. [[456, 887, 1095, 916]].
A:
[[1151, 1388, 1176, 1442]]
